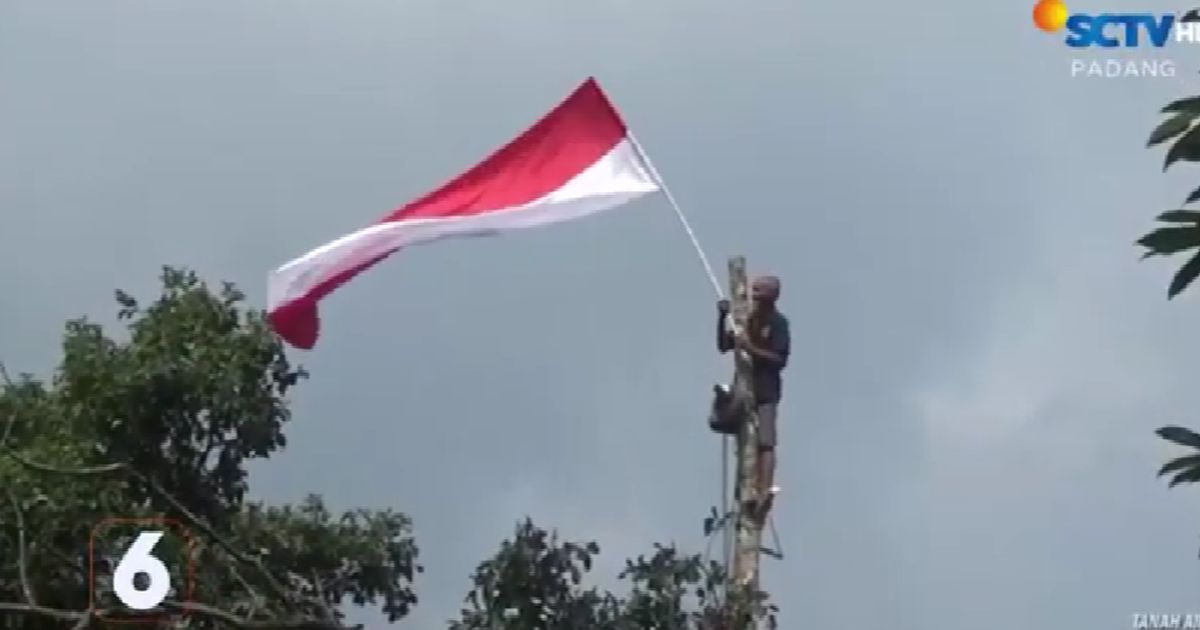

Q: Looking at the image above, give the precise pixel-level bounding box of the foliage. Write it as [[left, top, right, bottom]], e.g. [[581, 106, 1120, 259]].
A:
[[0, 267, 420, 628], [1156, 426, 1200, 557], [451, 518, 622, 629], [1140, 96, 1200, 298], [451, 518, 776, 630], [1155, 427, 1200, 488], [1148, 97, 1200, 564]]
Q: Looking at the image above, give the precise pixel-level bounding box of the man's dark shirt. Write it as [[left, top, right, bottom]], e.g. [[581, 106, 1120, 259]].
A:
[[717, 307, 790, 404]]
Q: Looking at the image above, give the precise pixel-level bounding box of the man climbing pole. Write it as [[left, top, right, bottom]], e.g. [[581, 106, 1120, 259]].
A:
[[712, 274, 790, 514]]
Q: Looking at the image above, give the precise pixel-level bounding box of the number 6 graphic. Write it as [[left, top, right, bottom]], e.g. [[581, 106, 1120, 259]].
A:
[[112, 531, 171, 610]]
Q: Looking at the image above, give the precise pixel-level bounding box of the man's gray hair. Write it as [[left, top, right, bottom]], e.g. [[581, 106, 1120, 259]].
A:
[[753, 275, 781, 294]]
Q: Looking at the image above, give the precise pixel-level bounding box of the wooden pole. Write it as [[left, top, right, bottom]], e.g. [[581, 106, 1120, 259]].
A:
[[726, 255, 764, 628]]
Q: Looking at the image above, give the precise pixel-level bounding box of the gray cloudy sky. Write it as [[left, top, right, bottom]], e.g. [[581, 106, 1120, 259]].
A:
[[4, 0, 1200, 627]]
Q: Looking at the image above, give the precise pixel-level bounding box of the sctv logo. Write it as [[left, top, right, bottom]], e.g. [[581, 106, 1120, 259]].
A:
[[1033, 1, 1200, 47]]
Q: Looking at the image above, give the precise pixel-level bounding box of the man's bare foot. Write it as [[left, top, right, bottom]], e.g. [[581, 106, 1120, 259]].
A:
[[747, 486, 778, 522]]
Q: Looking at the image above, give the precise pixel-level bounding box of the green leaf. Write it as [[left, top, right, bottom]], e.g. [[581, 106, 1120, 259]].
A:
[[1159, 454, 1200, 477], [1185, 185, 1200, 206], [1157, 426, 1200, 449], [1137, 226, 1200, 256], [1169, 466, 1200, 487], [1164, 124, 1200, 170], [1149, 113, 1196, 147], [1169, 250, 1200, 298], [1162, 96, 1200, 114], [1156, 210, 1200, 223]]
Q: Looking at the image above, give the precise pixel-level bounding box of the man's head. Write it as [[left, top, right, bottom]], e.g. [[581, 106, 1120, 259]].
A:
[[750, 275, 781, 310]]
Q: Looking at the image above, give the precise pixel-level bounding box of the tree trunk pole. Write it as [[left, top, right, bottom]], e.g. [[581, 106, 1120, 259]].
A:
[[726, 255, 763, 629]]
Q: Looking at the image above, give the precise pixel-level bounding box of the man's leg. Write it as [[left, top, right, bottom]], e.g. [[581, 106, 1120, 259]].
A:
[[757, 403, 779, 497]]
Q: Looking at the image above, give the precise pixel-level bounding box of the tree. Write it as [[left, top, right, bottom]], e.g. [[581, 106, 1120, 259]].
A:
[[0, 267, 420, 628], [1139, 96, 1200, 298], [0, 267, 776, 628], [1144, 97, 1200, 516], [450, 518, 776, 630]]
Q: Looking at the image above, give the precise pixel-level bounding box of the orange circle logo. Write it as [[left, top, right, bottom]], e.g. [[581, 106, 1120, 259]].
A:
[[1033, 0, 1069, 32]]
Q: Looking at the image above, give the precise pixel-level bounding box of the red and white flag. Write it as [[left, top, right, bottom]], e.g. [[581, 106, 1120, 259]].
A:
[[267, 78, 662, 349]]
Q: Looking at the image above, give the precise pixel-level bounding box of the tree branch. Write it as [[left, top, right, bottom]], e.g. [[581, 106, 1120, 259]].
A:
[[132, 469, 298, 606], [70, 608, 93, 630], [228, 554, 267, 617], [5, 487, 37, 605], [0, 542, 342, 629], [0, 599, 360, 629], [0, 602, 87, 622], [309, 568, 339, 623], [1, 446, 335, 621], [4, 448, 125, 476], [0, 413, 13, 450], [0, 402, 345, 628], [162, 599, 360, 629], [1, 448, 280, 589], [0, 363, 15, 450], [194, 423, 220, 479]]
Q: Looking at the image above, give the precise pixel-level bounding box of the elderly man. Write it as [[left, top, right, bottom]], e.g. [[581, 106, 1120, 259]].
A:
[[713, 275, 790, 508]]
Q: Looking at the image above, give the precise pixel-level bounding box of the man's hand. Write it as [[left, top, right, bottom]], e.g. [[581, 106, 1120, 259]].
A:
[[736, 329, 771, 354], [736, 329, 783, 365], [718, 299, 730, 315]]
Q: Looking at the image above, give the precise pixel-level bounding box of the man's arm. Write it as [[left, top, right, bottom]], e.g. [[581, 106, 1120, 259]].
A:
[[717, 300, 734, 353]]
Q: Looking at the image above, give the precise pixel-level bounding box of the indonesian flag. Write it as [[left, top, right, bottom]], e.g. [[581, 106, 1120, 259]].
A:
[[267, 78, 662, 349]]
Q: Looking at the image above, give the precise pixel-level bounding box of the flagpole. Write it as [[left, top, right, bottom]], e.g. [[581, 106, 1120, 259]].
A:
[[627, 132, 724, 299], [627, 129, 738, 610]]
